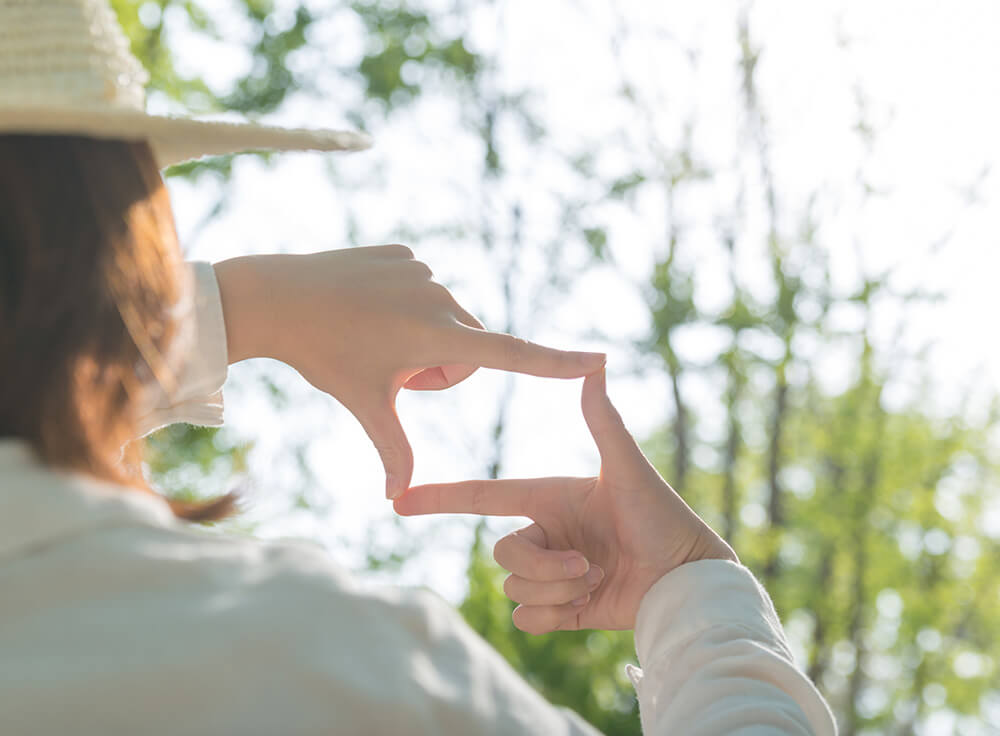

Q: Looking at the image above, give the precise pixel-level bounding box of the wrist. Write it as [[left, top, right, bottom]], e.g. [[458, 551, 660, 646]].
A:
[[684, 529, 740, 567], [213, 256, 276, 364]]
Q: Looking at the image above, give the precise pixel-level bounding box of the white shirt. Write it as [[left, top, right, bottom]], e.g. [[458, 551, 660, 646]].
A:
[[0, 263, 837, 735]]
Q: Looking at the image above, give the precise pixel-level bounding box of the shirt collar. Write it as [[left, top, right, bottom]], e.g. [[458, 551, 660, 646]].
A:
[[0, 438, 175, 564], [0, 439, 37, 467]]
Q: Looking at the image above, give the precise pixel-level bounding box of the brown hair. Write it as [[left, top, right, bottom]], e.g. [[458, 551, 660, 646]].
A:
[[0, 134, 234, 521]]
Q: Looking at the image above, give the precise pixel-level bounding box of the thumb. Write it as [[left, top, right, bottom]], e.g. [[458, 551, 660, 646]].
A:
[[356, 403, 414, 500], [581, 369, 649, 472]]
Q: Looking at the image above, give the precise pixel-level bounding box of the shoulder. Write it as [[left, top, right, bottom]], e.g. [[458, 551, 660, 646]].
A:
[[94, 523, 570, 733], [1, 463, 595, 733], [5, 518, 466, 731]]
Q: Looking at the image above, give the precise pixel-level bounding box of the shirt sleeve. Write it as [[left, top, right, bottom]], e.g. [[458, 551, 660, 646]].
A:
[[628, 560, 838, 735], [134, 262, 229, 437]]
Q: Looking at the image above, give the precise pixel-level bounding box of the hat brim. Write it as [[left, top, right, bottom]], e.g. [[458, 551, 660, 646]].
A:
[[0, 105, 371, 168]]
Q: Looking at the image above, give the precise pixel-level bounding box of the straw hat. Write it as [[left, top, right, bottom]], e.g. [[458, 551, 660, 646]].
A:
[[0, 0, 371, 168]]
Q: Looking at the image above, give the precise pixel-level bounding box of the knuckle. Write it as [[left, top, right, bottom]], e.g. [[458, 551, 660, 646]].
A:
[[386, 243, 415, 259], [493, 537, 513, 568], [512, 606, 551, 636], [511, 606, 525, 627], [538, 551, 563, 579], [426, 281, 453, 302], [470, 481, 488, 514], [545, 580, 572, 604], [519, 492, 539, 521], [503, 335, 530, 366], [404, 259, 433, 279], [511, 607, 537, 634], [373, 443, 401, 464]]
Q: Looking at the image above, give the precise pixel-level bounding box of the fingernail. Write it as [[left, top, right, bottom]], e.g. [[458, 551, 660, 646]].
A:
[[572, 594, 591, 607], [386, 474, 401, 500], [564, 557, 589, 577], [585, 565, 604, 587]]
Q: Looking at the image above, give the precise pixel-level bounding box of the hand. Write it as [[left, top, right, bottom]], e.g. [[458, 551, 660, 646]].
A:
[[393, 368, 737, 633], [213, 245, 606, 499]]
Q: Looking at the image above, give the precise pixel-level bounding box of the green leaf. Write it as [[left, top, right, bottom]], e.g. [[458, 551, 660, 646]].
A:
[[583, 227, 608, 259]]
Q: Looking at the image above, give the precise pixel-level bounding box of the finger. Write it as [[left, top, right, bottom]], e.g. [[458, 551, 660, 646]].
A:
[[581, 368, 650, 471], [403, 366, 450, 390], [503, 566, 605, 606], [451, 302, 486, 331], [403, 364, 477, 391], [401, 307, 484, 391], [394, 478, 566, 517], [355, 402, 414, 500], [371, 243, 415, 259], [448, 326, 606, 379], [494, 524, 590, 582], [512, 600, 589, 636]]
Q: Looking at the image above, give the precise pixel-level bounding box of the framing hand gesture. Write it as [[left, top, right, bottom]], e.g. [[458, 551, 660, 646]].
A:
[[394, 369, 737, 634], [215, 245, 606, 499]]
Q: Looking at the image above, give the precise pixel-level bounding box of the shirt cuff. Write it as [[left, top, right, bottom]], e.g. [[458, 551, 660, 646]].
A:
[[634, 560, 793, 673], [134, 262, 229, 437], [630, 560, 837, 735]]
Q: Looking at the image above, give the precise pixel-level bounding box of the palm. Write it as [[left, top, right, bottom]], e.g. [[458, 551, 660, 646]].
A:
[[527, 476, 652, 631]]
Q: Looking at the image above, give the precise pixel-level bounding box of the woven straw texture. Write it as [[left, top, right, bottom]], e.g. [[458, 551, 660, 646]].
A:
[[0, 0, 370, 166], [0, 0, 148, 111]]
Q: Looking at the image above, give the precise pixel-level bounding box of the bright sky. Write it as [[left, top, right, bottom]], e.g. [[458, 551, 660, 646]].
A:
[[164, 0, 1000, 615]]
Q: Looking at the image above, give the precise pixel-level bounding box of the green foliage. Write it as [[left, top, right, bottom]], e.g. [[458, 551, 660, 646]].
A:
[[582, 227, 608, 260], [608, 172, 646, 201], [221, 5, 313, 114], [115, 2, 1000, 732], [112, 0, 317, 179], [636, 240, 1000, 733], [636, 138, 1000, 735], [162, 154, 238, 182], [351, 3, 480, 108], [649, 262, 696, 341], [142, 424, 250, 505], [110, 0, 215, 110]]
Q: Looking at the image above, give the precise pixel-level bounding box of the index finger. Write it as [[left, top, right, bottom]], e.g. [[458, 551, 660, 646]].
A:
[[393, 478, 559, 517], [449, 326, 606, 379]]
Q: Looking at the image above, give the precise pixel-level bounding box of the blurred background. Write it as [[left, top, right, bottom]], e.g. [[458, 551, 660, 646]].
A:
[[114, 0, 1000, 733]]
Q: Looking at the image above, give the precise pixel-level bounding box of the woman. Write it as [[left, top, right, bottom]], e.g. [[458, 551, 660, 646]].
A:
[[0, 1, 836, 733]]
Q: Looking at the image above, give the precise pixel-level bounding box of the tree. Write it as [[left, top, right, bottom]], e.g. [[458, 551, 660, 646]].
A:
[[115, 1, 1000, 731], [461, 5, 1000, 733]]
